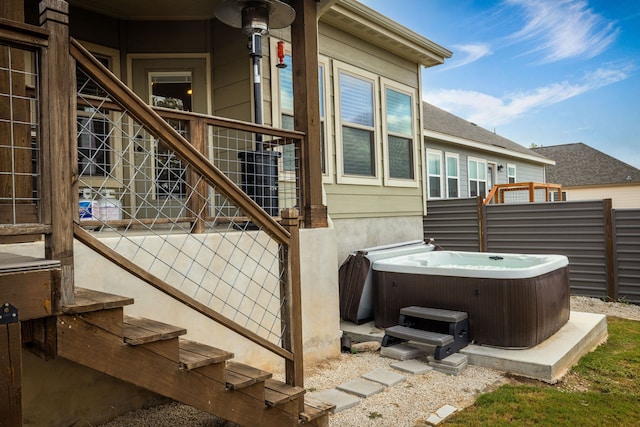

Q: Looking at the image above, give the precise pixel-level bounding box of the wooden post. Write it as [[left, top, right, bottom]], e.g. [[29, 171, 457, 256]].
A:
[[0, 303, 22, 426], [603, 198, 617, 300], [291, 0, 328, 228], [188, 117, 207, 234], [279, 208, 304, 398], [40, 0, 75, 305]]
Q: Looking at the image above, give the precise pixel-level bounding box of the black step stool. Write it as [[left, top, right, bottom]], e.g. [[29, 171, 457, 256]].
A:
[[382, 306, 469, 360]]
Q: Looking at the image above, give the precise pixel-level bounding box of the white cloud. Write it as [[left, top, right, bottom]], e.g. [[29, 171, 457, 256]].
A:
[[505, 0, 619, 62], [425, 64, 631, 127], [445, 44, 493, 69]]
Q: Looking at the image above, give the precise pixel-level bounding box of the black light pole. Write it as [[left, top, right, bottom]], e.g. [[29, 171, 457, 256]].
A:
[[215, 0, 296, 216]]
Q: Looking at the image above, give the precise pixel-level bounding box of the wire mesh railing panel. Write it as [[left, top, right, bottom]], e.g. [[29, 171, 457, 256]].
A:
[[75, 66, 289, 345], [209, 126, 301, 216], [0, 43, 41, 225]]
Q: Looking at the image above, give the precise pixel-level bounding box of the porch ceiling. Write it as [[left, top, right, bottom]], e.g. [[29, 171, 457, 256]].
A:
[[67, 0, 222, 20]]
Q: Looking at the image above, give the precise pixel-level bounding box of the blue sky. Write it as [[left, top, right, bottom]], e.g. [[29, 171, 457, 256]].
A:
[[359, 0, 640, 168]]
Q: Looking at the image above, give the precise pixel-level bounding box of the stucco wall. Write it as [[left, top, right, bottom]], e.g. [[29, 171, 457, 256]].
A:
[[6, 226, 340, 423], [332, 215, 425, 266]]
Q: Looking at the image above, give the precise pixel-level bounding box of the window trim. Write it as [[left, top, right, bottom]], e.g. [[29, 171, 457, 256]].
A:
[[468, 157, 488, 198], [333, 61, 382, 186], [381, 78, 418, 188], [507, 163, 517, 184], [426, 149, 444, 199], [445, 152, 460, 198]]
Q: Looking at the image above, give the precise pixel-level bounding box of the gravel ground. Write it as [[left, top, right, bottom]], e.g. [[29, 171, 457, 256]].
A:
[[100, 296, 640, 427]]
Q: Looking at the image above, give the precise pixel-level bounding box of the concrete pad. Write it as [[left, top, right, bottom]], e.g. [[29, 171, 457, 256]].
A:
[[362, 367, 406, 387], [340, 320, 385, 344], [429, 361, 468, 376], [391, 359, 433, 375], [308, 389, 360, 413], [381, 343, 425, 360], [461, 311, 608, 383], [336, 378, 385, 398]]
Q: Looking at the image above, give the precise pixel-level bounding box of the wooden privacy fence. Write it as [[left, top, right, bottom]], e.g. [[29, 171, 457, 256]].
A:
[[424, 197, 640, 304]]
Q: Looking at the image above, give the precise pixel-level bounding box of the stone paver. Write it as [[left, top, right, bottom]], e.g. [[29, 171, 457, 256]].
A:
[[380, 343, 424, 360], [362, 367, 406, 387], [425, 404, 458, 425], [308, 389, 360, 413], [391, 359, 433, 375], [336, 378, 385, 398]]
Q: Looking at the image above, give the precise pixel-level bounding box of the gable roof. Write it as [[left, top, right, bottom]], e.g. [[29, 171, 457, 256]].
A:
[[532, 143, 640, 187], [423, 102, 553, 165]]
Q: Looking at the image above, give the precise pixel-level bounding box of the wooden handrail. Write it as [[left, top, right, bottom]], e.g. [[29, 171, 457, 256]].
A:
[[484, 182, 563, 205], [0, 17, 49, 47], [70, 38, 291, 245]]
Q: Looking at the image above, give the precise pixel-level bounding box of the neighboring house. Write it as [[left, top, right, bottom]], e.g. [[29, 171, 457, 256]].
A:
[[532, 143, 640, 208], [423, 102, 554, 201]]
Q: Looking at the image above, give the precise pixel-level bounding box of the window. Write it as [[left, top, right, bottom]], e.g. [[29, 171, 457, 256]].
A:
[[507, 164, 517, 184], [77, 54, 111, 177], [334, 62, 380, 185], [273, 44, 330, 178], [446, 153, 459, 198], [469, 158, 487, 197], [426, 150, 443, 199], [382, 79, 417, 187], [150, 72, 192, 197]]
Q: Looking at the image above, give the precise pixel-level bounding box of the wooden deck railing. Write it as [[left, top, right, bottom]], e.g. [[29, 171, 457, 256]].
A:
[[484, 182, 563, 205]]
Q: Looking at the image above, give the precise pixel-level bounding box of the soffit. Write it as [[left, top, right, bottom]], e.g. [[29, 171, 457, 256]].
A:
[[67, 0, 220, 20], [321, 0, 452, 67]]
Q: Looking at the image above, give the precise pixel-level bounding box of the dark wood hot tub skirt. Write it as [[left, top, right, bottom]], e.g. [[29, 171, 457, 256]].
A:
[[373, 266, 570, 348]]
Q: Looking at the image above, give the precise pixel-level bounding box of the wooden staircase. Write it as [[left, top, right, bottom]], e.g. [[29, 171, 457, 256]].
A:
[[56, 288, 333, 427]]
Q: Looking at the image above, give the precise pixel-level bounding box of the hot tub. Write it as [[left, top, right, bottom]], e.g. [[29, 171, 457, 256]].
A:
[[372, 251, 570, 348]]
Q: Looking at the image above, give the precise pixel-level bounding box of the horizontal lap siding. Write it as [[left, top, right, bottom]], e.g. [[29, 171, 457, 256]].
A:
[[485, 201, 609, 297], [424, 198, 480, 251], [614, 209, 640, 303]]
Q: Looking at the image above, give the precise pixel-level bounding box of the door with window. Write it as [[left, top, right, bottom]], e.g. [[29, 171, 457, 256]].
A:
[[129, 57, 208, 218]]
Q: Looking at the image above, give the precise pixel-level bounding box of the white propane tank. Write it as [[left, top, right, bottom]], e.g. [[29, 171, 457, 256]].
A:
[[78, 188, 96, 220], [95, 190, 122, 222]]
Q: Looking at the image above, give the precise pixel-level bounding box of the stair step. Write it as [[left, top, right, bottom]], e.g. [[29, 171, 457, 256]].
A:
[[0, 252, 60, 273], [62, 287, 134, 314], [400, 306, 468, 323], [179, 339, 234, 370], [264, 379, 305, 407], [225, 361, 272, 390], [123, 316, 187, 345], [300, 395, 336, 422], [384, 325, 454, 346]]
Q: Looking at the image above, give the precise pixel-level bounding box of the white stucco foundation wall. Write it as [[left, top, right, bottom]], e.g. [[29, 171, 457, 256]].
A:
[[3, 225, 340, 375], [332, 215, 425, 266]]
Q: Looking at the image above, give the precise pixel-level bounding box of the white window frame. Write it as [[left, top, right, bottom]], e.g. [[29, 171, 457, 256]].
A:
[[426, 149, 444, 199], [445, 152, 460, 198], [381, 78, 418, 188], [333, 61, 381, 186], [468, 157, 488, 198], [507, 163, 517, 184]]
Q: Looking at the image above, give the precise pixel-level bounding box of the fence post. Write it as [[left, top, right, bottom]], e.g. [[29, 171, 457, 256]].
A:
[[603, 199, 617, 300], [279, 208, 304, 396], [477, 196, 486, 252]]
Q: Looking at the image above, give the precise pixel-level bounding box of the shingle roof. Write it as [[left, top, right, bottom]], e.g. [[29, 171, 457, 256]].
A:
[[531, 143, 640, 186], [422, 102, 548, 161]]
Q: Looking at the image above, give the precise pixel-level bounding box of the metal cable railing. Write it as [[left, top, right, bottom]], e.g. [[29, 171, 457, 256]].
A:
[[0, 40, 41, 228], [71, 39, 303, 366]]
